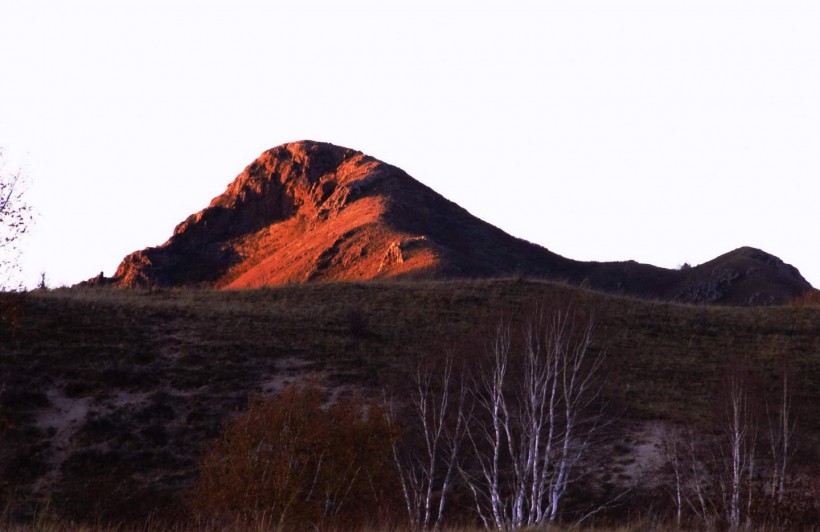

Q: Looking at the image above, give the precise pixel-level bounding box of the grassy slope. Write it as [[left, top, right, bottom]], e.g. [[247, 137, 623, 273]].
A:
[[1, 279, 819, 522]]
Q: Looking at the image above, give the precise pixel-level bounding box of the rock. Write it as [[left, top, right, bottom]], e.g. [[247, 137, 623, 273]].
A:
[[378, 241, 405, 272]]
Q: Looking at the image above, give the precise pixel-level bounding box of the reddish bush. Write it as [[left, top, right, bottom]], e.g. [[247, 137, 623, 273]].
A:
[[790, 288, 820, 307], [190, 383, 400, 529]]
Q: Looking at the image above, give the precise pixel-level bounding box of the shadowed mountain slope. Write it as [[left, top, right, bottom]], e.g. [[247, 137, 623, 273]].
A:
[[93, 141, 811, 305]]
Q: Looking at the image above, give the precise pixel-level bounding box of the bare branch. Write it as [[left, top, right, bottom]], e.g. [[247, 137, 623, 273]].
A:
[[0, 150, 33, 290], [463, 307, 604, 529], [388, 354, 468, 530]]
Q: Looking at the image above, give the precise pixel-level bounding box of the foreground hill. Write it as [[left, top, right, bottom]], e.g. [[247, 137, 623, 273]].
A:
[[1, 281, 819, 525], [92, 141, 811, 305]]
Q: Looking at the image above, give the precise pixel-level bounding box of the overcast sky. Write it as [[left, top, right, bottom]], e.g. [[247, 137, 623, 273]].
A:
[[1, 0, 818, 288]]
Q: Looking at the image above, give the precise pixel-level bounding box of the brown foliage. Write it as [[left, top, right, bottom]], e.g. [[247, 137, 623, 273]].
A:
[[190, 383, 401, 529], [790, 288, 820, 307], [0, 292, 25, 342]]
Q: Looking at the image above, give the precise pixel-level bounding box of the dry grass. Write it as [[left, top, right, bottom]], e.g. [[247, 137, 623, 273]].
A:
[[1, 279, 819, 527]]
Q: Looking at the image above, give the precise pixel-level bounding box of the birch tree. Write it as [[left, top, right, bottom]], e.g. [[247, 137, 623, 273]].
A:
[[766, 370, 795, 505], [388, 355, 468, 530], [464, 309, 604, 529], [660, 430, 686, 527], [659, 426, 716, 528], [718, 374, 757, 530], [660, 367, 802, 529]]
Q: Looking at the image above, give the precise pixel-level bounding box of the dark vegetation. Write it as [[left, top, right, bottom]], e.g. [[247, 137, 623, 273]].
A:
[[1, 279, 819, 529]]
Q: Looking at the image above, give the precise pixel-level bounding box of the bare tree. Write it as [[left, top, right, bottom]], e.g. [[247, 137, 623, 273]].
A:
[[659, 365, 805, 530], [659, 425, 717, 528], [387, 355, 468, 530], [0, 150, 33, 290], [463, 309, 604, 529], [660, 429, 686, 527], [686, 427, 716, 526], [766, 370, 795, 504], [718, 373, 757, 530]]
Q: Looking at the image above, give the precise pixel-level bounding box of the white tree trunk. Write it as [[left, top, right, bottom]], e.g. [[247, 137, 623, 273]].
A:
[[387, 355, 467, 530], [464, 310, 602, 530]]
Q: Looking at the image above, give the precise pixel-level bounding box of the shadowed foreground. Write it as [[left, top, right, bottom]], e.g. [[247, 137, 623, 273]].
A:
[[1, 279, 819, 528]]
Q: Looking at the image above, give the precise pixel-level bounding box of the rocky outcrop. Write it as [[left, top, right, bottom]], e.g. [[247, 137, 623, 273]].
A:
[[86, 141, 813, 305], [668, 247, 811, 305]]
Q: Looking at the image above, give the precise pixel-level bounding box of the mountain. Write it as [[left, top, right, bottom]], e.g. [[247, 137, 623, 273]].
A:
[[90, 141, 812, 305]]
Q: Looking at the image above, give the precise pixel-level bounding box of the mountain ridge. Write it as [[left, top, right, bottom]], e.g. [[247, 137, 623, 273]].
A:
[[88, 140, 812, 305]]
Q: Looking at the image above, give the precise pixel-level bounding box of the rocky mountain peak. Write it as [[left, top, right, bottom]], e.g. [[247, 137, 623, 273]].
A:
[[90, 141, 812, 305]]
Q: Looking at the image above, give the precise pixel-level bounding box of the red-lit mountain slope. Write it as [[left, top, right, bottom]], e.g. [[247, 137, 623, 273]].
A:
[[92, 141, 811, 305]]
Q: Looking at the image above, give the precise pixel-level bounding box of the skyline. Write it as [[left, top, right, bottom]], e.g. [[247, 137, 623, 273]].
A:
[[1, 0, 818, 288]]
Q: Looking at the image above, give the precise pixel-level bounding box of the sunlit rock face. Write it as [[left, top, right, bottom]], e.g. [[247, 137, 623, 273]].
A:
[[89, 140, 812, 305], [96, 140, 568, 288]]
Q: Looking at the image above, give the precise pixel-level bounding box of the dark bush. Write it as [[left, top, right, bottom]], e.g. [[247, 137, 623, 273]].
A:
[[0, 292, 25, 342], [0, 388, 50, 412], [347, 308, 370, 338]]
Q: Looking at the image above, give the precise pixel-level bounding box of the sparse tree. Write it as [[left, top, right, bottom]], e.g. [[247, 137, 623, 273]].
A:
[[463, 309, 604, 529], [0, 150, 33, 290], [717, 373, 757, 530], [685, 427, 716, 526], [766, 369, 795, 505], [660, 429, 686, 527], [387, 355, 468, 530], [659, 362, 807, 530]]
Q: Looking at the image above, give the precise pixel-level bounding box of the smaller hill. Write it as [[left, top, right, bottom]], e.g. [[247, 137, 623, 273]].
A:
[[665, 246, 812, 305]]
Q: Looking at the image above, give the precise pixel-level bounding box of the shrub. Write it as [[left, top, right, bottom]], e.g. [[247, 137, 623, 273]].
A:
[[190, 383, 401, 529], [790, 288, 820, 307], [0, 292, 25, 343]]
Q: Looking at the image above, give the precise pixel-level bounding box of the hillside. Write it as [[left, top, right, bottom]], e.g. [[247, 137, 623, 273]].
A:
[[90, 141, 812, 305], [1, 281, 819, 525]]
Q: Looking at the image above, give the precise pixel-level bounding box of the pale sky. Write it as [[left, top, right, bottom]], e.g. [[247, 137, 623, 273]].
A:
[[1, 0, 818, 289]]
